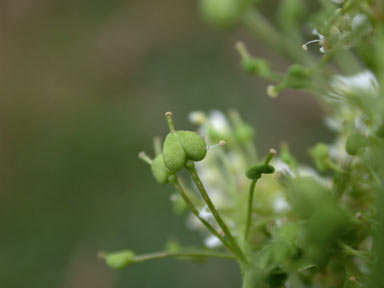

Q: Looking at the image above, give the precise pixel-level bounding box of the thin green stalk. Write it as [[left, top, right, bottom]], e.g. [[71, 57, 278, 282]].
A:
[[185, 161, 249, 266], [244, 179, 258, 241], [173, 177, 239, 260], [243, 9, 313, 65], [134, 250, 235, 264]]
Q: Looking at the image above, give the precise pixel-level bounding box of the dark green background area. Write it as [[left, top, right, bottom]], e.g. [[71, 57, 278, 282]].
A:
[[0, 1, 330, 287]]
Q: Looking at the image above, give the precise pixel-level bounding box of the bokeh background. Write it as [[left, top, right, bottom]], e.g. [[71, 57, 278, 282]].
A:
[[0, 1, 332, 287]]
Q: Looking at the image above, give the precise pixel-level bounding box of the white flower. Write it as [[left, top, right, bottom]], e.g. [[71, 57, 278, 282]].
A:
[[324, 116, 343, 132], [298, 165, 332, 188], [204, 235, 222, 248], [273, 196, 290, 213], [199, 205, 215, 224], [330, 70, 380, 99], [351, 13, 372, 34], [208, 110, 231, 134], [189, 111, 207, 125], [273, 159, 295, 177]]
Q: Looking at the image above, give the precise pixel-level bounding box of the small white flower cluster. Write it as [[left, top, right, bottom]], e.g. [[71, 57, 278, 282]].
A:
[[183, 110, 337, 247], [303, 7, 372, 54]]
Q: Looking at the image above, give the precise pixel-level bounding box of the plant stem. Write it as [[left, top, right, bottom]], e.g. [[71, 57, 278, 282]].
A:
[[185, 161, 249, 266], [133, 250, 235, 264], [243, 9, 313, 65], [244, 179, 258, 241], [173, 177, 238, 259]]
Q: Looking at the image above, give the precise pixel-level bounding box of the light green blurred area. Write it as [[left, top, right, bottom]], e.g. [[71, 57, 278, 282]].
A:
[[0, 1, 331, 287]]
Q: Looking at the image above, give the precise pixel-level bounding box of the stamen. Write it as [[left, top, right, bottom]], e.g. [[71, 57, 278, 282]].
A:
[[207, 140, 226, 150], [302, 39, 321, 51]]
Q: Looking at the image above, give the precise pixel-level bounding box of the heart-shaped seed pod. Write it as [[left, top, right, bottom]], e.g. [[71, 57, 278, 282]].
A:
[[345, 134, 368, 156], [151, 155, 172, 184], [246, 164, 275, 180], [176, 130, 207, 161], [163, 132, 186, 172]]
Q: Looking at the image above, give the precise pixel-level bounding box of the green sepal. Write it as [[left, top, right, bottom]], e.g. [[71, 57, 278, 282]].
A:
[[345, 134, 368, 156], [176, 130, 207, 161], [163, 133, 186, 172], [151, 155, 172, 184], [105, 250, 135, 269]]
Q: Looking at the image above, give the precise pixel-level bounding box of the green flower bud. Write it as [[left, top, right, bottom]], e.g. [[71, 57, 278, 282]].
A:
[[151, 155, 172, 184], [199, 0, 242, 28], [163, 132, 186, 172], [284, 64, 311, 89], [104, 250, 135, 269], [246, 164, 275, 180], [176, 130, 207, 161], [345, 133, 368, 156], [235, 42, 272, 77]]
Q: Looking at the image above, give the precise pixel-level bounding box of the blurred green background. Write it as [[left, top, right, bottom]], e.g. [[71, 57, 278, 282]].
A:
[[0, 1, 331, 287]]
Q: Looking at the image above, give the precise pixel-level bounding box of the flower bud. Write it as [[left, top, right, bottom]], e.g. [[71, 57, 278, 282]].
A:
[[176, 131, 207, 161], [345, 133, 368, 156], [163, 133, 186, 172], [104, 250, 135, 269], [151, 155, 173, 184], [199, 0, 242, 28]]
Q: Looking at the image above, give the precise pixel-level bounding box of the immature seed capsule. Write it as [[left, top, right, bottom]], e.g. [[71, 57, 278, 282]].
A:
[[105, 250, 135, 269], [345, 133, 368, 156], [163, 133, 186, 172], [176, 130, 207, 161], [284, 64, 311, 89], [246, 164, 275, 180], [163, 112, 208, 171], [151, 155, 172, 184]]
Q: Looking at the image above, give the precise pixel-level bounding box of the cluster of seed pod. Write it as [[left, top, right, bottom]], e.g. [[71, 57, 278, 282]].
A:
[[139, 112, 208, 184]]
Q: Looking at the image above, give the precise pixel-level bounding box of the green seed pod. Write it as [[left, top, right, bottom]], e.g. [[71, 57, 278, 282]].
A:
[[176, 130, 207, 161], [151, 155, 172, 184], [163, 133, 186, 172], [345, 134, 368, 156], [246, 164, 275, 180], [284, 64, 311, 89], [105, 250, 135, 269]]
